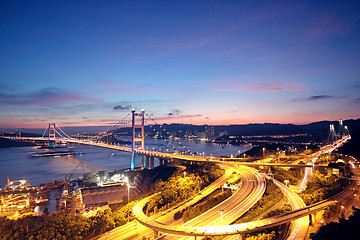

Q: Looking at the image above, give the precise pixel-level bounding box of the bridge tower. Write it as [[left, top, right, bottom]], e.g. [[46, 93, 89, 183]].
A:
[[48, 122, 56, 147], [328, 124, 337, 143], [131, 109, 145, 171], [338, 119, 344, 136]]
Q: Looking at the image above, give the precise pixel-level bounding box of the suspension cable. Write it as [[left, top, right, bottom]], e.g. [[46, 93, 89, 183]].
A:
[[145, 113, 192, 154], [41, 127, 48, 138], [54, 123, 72, 139], [104, 111, 132, 133]]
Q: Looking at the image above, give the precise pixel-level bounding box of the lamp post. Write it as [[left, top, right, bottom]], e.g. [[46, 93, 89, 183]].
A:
[[220, 210, 223, 223], [284, 180, 289, 187], [284, 180, 290, 204], [262, 147, 266, 158], [183, 171, 186, 178], [262, 147, 266, 165], [127, 183, 130, 204], [220, 210, 224, 236], [355, 194, 359, 207]]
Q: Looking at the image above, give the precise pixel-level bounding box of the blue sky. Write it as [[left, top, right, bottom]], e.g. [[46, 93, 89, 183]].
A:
[[1, 0, 360, 128]]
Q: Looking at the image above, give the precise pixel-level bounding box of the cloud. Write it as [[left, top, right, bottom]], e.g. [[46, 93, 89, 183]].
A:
[[113, 105, 132, 110], [309, 15, 351, 38], [97, 80, 141, 91], [292, 94, 341, 102], [214, 82, 307, 93], [251, 83, 306, 92], [0, 88, 103, 106], [155, 114, 202, 121], [168, 109, 182, 117], [352, 97, 360, 103], [308, 95, 334, 101]]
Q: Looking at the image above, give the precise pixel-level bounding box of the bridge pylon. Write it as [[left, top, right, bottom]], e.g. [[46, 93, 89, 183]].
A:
[[131, 109, 145, 171], [48, 122, 56, 147]]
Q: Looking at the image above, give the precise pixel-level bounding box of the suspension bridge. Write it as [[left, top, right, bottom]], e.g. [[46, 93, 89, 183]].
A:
[[2, 110, 355, 239], [4, 109, 217, 171], [4, 109, 352, 172]]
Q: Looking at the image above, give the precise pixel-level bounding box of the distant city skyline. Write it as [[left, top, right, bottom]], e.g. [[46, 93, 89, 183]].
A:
[[1, 0, 360, 128]]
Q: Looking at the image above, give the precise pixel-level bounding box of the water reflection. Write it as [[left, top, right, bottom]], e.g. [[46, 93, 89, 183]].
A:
[[0, 139, 251, 186]]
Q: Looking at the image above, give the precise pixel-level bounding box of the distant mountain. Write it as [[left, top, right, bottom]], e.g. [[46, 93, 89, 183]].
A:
[[214, 123, 305, 136], [10, 118, 360, 143], [338, 129, 360, 160], [300, 118, 360, 142]]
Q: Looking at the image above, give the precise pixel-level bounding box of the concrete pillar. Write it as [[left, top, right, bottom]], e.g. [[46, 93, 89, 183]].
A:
[[141, 155, 145, 169], [154, 230, 158, 238], [150, 156, 154, 169], [159, 158, 162, 166], [145, 156, 150, 169], [310, 213, 316, 225]]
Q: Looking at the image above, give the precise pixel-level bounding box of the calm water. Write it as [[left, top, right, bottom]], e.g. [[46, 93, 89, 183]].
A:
[[0, 139, 251, 187]]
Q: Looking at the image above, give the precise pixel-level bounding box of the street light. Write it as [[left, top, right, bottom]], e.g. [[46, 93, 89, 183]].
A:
[[220, 209, 223, 224], [355, 194, 359, 207], [284, 180, 289, 187], [183, 171, 186, 178], [220, 209, 224, 236], [340, 205, 345, 219], [284, 180, 290, 204], [262, 147, 266, 161], [127, 184, 130, 204]]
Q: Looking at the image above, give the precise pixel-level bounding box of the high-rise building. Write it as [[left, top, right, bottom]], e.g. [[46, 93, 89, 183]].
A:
[[205, 126, 215, 140]]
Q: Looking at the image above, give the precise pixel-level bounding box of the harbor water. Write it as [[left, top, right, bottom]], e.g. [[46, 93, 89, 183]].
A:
[[0, 139, 252, 187]]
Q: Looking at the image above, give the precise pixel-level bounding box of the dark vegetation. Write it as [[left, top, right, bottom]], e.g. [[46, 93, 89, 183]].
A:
[[240, 143, 285, 158], [244, 226, 290, 240], [322, 202, 342, 223], [338, 129, 360, 160], [299, 171, 349, 205], [264, 204, 292, 218], [0, 202, 134, 240], [311, 207, 360, 240], [145, 162, 224, 215], [272, 167, 302, 186]]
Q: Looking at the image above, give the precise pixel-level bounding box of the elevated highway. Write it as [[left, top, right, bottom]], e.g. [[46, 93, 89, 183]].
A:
[[132, 180, 336, 237]]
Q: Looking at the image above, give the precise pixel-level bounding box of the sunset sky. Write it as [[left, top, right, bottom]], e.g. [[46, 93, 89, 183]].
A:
[[1, 0, 360, 129]]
